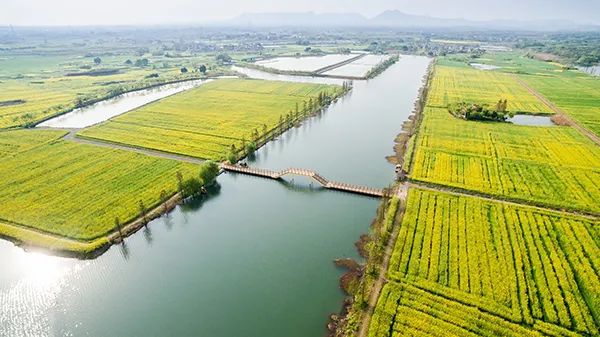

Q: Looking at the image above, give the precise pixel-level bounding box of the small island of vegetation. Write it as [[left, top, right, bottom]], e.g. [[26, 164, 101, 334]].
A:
[[449, 99, 514, 122]]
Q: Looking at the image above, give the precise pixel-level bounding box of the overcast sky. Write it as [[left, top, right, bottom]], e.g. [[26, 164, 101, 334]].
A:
[[2, 0, 599, 26]]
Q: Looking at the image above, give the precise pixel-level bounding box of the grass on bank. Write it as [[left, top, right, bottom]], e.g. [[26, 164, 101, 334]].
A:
[[79, 78, 342, 160], [0, 220, 109, 256]]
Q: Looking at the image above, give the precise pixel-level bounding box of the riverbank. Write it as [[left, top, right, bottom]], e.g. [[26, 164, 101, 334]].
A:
[[328, 58, 434, 337], [231, 83, 351, 163], [27, 73, 234, 129], [0, 81, 351, 259], [0, 188, 189, 259]]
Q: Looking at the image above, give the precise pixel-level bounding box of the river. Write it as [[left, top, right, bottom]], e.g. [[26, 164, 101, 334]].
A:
[[37, 79, 210, 129], [0, 55, 431, 337]]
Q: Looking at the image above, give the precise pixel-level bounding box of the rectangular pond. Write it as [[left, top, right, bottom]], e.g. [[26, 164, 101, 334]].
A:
[[255, 54, 357, 72], [322, 54, 390, 77]]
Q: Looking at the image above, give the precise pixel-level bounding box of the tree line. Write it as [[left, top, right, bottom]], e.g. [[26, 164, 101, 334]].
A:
[[226, 85, 351, 164]]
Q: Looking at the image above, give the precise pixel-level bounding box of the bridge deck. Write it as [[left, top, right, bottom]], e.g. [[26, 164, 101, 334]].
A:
[[221, 164, 388, 197]]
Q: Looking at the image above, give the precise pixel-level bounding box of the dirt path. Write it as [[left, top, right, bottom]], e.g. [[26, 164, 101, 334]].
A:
[[513, 75, 600, 146], [408, 180, 599, 220], [314, 53, 366, 74], [36, 127, 205, 164], [356, 191, 405, 337]]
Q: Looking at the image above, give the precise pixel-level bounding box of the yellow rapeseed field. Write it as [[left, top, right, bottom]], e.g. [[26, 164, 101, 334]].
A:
[[0, 130, 197, 241], [79, 78, 342, 160], [370, 189, 599, 336]]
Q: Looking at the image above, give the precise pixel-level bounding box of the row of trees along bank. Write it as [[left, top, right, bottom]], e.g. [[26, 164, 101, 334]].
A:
[[226, 83, 353, 164], [112, 161, 220, 241]]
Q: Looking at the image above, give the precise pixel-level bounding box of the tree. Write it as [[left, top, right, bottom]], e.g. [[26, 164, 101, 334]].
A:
[[227, 151, 237, 164], [160, 189, 169, 214], [245, 141, 257, 154], [198, 64, 207, 74], [115, 217, 123, 240], [198, 161, 219, 186], [495, 99, 503, 112], [180, 67, 188, 73], [93, 57, 102, 65], [215, 53, 232, 64], [139, 200, 148, 225], [135, 58, 149, 67], [278, 115, 285, 134], [176, 171, 184, 193], [125, 59, 133, 65], [181, 177, 202, 198]]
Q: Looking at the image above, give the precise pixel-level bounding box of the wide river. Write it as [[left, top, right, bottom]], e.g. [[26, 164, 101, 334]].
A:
[[0, 55, 430, 337]]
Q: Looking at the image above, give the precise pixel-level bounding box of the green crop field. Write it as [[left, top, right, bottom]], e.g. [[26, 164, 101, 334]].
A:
[[520, 75, 600, 137], [0, 130, 197, 241], [0, 69, 204, 129], [0, 128, 67, 157], [79, 78, 341, 160], [439, 52, 600, 137], [370, 188, 599, 336], [439, 51, 566, 76], [0, 48, 226, 129]]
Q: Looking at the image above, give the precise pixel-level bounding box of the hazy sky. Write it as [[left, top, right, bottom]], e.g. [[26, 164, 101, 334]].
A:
[[2, 0, 599, 26]]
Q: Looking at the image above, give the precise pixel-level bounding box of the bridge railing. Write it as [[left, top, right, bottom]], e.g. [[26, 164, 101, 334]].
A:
[[221, 163, 387, 197]]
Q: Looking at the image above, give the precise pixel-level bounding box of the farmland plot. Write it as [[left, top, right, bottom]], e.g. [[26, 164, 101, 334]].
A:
[[520, 74, 600, 137], [79, 79, 341, 160], [411, 106, 600, 213], [377, 189, 599, 336], [0, 130, 196, 240], [428, 65, 550, 113]]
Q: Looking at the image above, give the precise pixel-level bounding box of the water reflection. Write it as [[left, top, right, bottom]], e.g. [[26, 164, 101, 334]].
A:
[[143, 226, 154, 246], [0, 246, 82, 337], [119, 242, 130, 260], [508, 114, 555, 126]]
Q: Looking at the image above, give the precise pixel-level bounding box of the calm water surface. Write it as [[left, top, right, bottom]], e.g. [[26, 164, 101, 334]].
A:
[[38, 79, 209, 128], [255, 54, 357, 72], [578, 65, 600, 76], [323, 55, 389, 77], [1, 56, 431, 337], [470, 63, 500, 71], [509, 114, 555, 126]]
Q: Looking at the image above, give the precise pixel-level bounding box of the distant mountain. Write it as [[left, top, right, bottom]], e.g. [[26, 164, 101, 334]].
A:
[[226, 10, 598, 31], [230, 12, 368, 27], [370, 10, 470, 27]]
